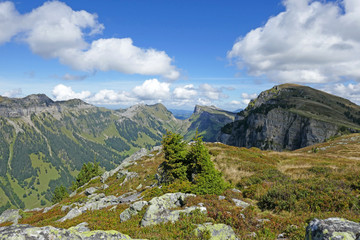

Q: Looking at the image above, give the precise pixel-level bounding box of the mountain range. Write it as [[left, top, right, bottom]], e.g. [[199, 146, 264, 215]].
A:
[[0, 83, 359, 212], [0, 95, 235, 210]]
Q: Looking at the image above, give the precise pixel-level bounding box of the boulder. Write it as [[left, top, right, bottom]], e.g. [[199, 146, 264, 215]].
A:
[[140, 192, 203, 227], [232, 198, 250, 209], [85, 187, 98, 196], [120, 201, 148, 222], [0, 210, 21, 224], [305, 218, 360, 240], [194, 223, 238, 240], [0, 224, 142, 239]]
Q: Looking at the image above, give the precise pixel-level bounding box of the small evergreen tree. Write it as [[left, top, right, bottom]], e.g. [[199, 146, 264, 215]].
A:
[[52, 185, 68, 204], [161, 130, 188, 183], [187, 132, 227, 195], [71, 160, 100, 191]]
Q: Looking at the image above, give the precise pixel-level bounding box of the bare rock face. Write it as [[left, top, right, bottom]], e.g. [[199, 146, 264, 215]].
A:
[[305, 218, 360, 240], [0, 224, 141, 240], [219, 84, 360, 151], [0, 209, 21, 224]]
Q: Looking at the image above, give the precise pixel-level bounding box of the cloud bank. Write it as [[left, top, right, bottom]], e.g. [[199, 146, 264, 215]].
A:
[[228, 0, 360, 83], [51, 80, 230, 107], [0, 1, 179, 79]]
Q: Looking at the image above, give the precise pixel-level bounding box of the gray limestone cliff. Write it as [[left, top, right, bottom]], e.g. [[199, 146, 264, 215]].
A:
[[219, 84, 360, 151]]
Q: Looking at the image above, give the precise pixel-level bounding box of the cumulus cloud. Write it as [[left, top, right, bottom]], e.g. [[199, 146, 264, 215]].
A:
[[230, 100, 241, 105], [241, 93, 258, 105], [52, 84, 91, 101], [3, 88, 22, 98], [89, 89, 136, 104], [228, 0, 360, 83], [199, 84, 222, 100], [323, 83, 360, 104], [132, 79, 170, 100], [0, 1, 179, 79], [173, 84, 197, 99]]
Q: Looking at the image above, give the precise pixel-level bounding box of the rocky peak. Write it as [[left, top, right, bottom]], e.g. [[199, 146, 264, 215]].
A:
[[193, 105, 220, 114], [23, 94, 54, 107]]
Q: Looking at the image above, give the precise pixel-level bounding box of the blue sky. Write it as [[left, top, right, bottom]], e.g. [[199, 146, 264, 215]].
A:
[[1, 0, 360, 110]]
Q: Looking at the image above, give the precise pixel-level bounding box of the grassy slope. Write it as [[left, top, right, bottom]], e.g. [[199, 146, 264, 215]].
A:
[[6, 133, 360, 239]]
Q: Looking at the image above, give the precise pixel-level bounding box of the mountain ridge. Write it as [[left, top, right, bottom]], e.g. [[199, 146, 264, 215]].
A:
[[219, 84, 360, 150]]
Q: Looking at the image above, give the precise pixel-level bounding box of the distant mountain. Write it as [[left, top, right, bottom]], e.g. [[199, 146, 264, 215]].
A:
[[219, 84, 360, 150], [168, 109, 193, 120], [184, 105, 236, 142], [0, 95, 232, 211]]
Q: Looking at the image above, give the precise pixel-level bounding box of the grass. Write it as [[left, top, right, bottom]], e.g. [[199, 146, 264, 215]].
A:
[[14, 133, 360, 239]]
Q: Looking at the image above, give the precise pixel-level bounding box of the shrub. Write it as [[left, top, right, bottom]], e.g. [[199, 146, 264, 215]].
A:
[[51, 185, 69, 204], [71, 160, 100, 191]]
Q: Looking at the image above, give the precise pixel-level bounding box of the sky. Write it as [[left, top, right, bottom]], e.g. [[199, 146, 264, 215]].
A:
[[1, 0, 360, 111]]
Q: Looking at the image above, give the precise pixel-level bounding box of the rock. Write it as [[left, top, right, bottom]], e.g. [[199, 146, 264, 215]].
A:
[[120, 201, 148, 222], [0, 224, 141, 239], [102, 184, 109, 190], [232, 198, 250, 209], [72, 222, 91, 232], [100, 148, 148, 183], [117, 170, 139, 186], [218, 196, 226, 200], [24, 207, 43, 212], [57, 207, 83, 222], [61, 205, 72, 212], [140, 192, 200, 227], [136, 184, 143, 190], [247, 232, 257, 238], [85, 187, 98, 196], [43, 203, 58, 213], [0, 210, 21, 224], [231, 188, 242, 193], [69, 190, 77, 197], [305, 218, 360, 240], [194, 223, 238, 240]]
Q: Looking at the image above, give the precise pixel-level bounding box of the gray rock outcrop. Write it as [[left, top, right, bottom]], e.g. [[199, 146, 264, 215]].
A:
[[0, 210, 21, 224], [101, 148, 148, 183], [232, 198, 250, 209], [140, 192, 206, 227], [0, 224, 141, 239], [194, 223, 238, 240], [120, 201, 148, 222], [305, 218, 360, 240]]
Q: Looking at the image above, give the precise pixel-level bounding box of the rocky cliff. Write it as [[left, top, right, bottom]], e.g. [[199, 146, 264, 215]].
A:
[[219, 84, 360, 150]]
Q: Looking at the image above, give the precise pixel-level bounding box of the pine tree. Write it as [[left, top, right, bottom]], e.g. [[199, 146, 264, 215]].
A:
[[187, 132, 227, 195], [161, 130, 188, 183], [52, 185, 69, 204]]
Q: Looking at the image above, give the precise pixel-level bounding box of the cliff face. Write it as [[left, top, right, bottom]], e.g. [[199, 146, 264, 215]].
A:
[[219, 84, 360, 150], [0, 94, 92, 117]]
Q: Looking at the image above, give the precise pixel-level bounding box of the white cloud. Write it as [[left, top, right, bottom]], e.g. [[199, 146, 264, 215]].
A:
[[197, 98, 212, 106], [133, 79, 170, 100], [0, 1, 179, 79], [3, 88, 22, 98], [241, 93, 258, 106], [323, 83, 360, 104], [173, 84, 197, 99], [62, 73, 88, 81], [52, 84, 91, 101], [230, 100, 241, 105], [228, 0, 360, 83], [89, 89, 136, 105], [199, 84, 221, 100]]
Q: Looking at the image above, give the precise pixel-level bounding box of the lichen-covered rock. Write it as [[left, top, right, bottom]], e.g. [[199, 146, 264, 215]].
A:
[[84, 187, 98, 196], [232, 198, 250, 209], [305, 218, 360, 240], [0, 210, 21, 224], [0, 224, 141, 239], [194, 223, 238, 240], [140, 192, 203, 227], [120, 201, 148, 222], [101, 148, 147, 183]]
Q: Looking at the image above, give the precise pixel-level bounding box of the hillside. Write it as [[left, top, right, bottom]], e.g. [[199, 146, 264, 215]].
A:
[[184, 105, 236, 142], [0, 95, 232, 211], [220, 84, 360, 150], [1, 133, 359, 239]]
